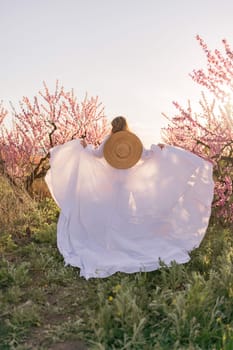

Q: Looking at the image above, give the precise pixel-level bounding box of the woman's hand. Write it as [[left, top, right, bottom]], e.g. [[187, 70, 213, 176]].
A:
[[158, 143, 165, 150], [80, 139, 87, 148]]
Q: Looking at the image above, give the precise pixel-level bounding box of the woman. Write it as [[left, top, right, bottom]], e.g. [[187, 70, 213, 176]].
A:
[[46, 116, 214, 279], [81, 116, 164, 162]]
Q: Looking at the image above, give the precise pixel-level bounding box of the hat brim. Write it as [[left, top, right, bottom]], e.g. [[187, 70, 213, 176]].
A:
[[103, 131, 143, 169]]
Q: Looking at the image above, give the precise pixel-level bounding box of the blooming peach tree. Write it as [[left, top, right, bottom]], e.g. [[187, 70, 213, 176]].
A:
[[0, 81, 109, 193], [162, 36, 233, 223], [0, 102, 8, 174]]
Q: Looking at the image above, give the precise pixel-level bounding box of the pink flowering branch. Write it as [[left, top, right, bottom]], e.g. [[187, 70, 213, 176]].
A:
[[1, 81, 109, 194], [162, 36, 233, 223], [191, 35, 233, 102], [0, 102, 9, 174]]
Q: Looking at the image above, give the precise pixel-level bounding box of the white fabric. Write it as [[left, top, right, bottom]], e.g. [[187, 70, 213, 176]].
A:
[[45, 138, 214, 279]]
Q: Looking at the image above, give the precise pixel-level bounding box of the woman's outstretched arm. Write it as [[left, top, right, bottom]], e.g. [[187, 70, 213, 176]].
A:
[[80, 135, 110, 158]]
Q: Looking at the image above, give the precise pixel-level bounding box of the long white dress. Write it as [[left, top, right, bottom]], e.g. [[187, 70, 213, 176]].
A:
[[45, 137, 214, 279]]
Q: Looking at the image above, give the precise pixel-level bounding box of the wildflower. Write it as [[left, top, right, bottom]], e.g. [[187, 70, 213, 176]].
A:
[[108, 295, 113, 302], [113, 284, 121, 293]]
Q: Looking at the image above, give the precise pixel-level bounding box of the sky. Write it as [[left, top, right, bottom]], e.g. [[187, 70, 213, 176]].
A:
[[1, 0, 233, 145]]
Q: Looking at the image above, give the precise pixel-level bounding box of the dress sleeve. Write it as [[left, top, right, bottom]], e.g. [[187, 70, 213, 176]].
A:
[[85, 135, 110, 158], [141, 144, 163, 159]]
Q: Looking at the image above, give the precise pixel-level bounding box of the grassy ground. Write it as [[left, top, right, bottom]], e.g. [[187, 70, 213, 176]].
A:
[[1, 176, 233, 350]]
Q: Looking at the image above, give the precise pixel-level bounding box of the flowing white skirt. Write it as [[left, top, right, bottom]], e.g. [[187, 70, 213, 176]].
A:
[[45, 140, 214, 279]]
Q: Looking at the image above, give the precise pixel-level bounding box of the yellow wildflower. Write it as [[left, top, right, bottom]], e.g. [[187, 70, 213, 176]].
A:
[[113, 284, 122, 293]]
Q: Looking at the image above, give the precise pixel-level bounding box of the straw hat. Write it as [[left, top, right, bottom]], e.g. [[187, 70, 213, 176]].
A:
[[103, 131, 143, 169]]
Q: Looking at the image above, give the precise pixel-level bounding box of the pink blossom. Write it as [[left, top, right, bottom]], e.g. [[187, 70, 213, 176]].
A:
[[162, 36, 233, 223], [0, 81, 109, 192]]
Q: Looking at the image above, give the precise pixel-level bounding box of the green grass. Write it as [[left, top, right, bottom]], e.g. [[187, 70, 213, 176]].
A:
[[0, 176, 233, 349]]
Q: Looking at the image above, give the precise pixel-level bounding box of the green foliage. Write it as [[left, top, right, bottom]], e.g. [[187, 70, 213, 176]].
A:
[[84, 225, 233, 350], [0, 260, 31, 291], [0, 301, 41, 349], [0, 233, 17, 253], [1, 175, 233, 349]]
